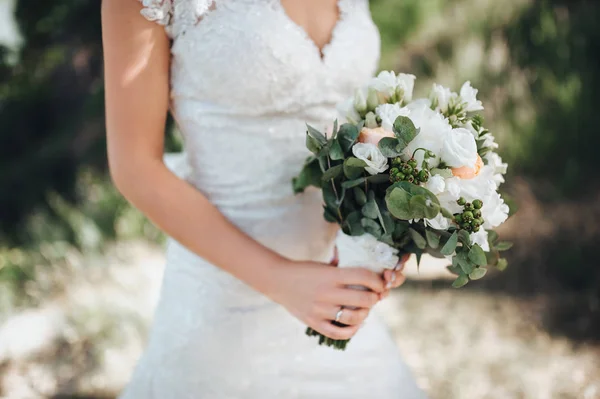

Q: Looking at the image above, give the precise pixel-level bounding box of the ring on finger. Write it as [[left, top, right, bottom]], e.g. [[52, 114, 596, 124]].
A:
[[334, 307, 344, 323]]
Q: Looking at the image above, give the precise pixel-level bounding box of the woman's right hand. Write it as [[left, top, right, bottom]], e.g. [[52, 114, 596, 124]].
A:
[[267, 260, 387, 340]]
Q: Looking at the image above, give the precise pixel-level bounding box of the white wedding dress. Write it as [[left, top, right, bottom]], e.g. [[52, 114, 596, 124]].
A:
[[120, 0, 426, 398]]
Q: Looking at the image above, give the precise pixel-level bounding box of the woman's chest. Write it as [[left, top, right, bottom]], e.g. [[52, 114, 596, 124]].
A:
[[169, 0, 381, 112]]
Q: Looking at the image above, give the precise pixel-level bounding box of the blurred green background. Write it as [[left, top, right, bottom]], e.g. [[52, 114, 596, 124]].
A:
[[0, 0, 599, 398]]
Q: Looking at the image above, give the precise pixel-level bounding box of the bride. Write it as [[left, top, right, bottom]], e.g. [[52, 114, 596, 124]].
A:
[[101, 0, 426, 397]]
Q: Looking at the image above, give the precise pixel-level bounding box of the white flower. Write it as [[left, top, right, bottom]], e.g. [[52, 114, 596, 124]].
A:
[[480, 192, 509, 229], [460, 81, 484, 112], [430, 84, 454, 112], [402, 102, 452, 166], [463, 120, 479, 138], [335, 231, 399, 272], [426, 213, 450, 230], [337, 97, 361, 124], [470, 229, 490, 252], [353, 88, 368, 115], [375, 103, 409, 132], [352, 143, 389, 175], [441, 128, 479, 168], [396, 73, 416, 102], [485, 152, 508, 186], [369, 71, 398, 101], [425, 174, 446, 195]]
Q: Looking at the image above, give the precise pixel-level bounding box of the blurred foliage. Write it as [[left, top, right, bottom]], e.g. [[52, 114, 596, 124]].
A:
[[0, 0, 599, 307]]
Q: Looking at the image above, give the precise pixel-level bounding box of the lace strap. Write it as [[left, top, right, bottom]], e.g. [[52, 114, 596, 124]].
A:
[[137, 0, 214, 39]]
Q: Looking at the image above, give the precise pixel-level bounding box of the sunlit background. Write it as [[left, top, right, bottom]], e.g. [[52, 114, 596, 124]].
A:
[[1, 0, 599, 398]]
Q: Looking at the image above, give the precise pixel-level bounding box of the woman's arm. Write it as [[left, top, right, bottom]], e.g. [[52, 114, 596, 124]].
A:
[[101, 0, 395, 340]]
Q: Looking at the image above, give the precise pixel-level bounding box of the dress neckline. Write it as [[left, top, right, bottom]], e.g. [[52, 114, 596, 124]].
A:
[[275, 0, 348, 64]]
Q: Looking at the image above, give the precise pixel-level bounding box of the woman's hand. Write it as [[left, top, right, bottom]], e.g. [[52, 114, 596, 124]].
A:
[[267, 260, 387, 341], [380, 253, 410, 299]]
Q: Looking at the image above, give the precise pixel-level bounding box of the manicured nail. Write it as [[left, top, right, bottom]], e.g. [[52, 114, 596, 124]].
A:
[[386, 272, 396, 289]]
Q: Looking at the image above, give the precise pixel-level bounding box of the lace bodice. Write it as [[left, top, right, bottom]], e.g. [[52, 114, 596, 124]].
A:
[[117, 2, 425, 398]]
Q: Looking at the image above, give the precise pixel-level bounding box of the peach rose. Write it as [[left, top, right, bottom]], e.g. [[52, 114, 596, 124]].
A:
[[358, 127, 395, 146], [451, 154, 484, 179]]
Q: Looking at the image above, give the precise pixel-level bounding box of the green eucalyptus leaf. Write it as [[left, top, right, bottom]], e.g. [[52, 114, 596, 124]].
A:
[[362, 199, 379, 219], [329, 139, 344, 161], [440, 232, 458, 256], [487, 230, 499, 245], [409, 228, 427, 249], [366, 174, 392, 184], [337, 124, 360, 152], [341, 177, 366, 189], [457, 251, 475, 274], [452, 274, 469, 288], [306, 124, 327, 145], [425, 230, 440, 249], [486, 249, 500, 266], [343, 157, 367, 179], [321, 164, 343, 182], [469, 267, 487, 280], [378, 137, 404, 157], [323, 206, 339, 223], [468, 244, 487, 266], [353, 187, 367, 206], [306, 134, 324, 155], [447, 264, 462, 275], [361, 218, 382, 238], [332, 119, 339, 137], [393, 116, 419, 147], [292, 158, 322, 193], [409, 195, 440, 220], [381, 211, 395, 235], [386, 187, 412, 220], [441, 207, 454, 219], [345, 211, 364, 236], [322, 183, 338, 210], [495, 242, 513, 251], [458, 230, 471, 247]]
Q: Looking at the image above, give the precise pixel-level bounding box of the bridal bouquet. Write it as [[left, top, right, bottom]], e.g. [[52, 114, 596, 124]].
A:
[[293, 71, 513, 349]]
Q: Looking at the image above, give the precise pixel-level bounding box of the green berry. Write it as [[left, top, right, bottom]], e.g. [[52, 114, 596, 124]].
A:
[[473, 199, 483, 209], [476, 218, 484, 225], [418, 170, 430, 183], [457, 197, 466, 206], [473, 225, 480, 232], [401, 164, 413, 175], [390, 167, 399, 175], [464, 202, 474, 211], [392, 157, 403, 166], [454, 214, 463, 224], [408, 159, 418, 169], [462, 211, 474, 221], [460, 223, 471, 230], [473, 209, 482, 219], [397, 173, 406, 181], [407, 175, 415, 183]]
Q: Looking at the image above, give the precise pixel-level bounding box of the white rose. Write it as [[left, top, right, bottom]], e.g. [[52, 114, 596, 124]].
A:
[[396, 73, 416, 102], [369, 71, 398, 100], [425, 174, 446, 195], [470, 229, 490, 252], [352, 143, 389, 175], [441, 128, 479, 168], [402, 103, 451, 166], [337, 97, 361, 124], [430, 84, 454, 112], [481, 192, 509, 229], [485, 152, 508, 186], [375, 103, 409, 132], [460, 81, 484, 112], [335, 231, 399, 272]]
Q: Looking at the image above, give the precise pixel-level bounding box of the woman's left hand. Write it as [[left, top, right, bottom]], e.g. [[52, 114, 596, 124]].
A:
[[380, 254, 410, 299]]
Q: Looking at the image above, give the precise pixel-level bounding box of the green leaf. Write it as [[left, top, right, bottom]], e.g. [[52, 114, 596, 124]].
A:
[[337, 124, 360, 152], [386, 187, 412, 220], [322, 183, 338, 210], [344, 211, 364, 236], [425, 230, 440, 249], [409, 228, 427, 249], [430, 168, 454, 178], [447, 264, 461, 275], [469, 267, 487, 280], [409, 195, 440, 220], [321, 164, 343, 182], [497, 258, 508, 271], [381, 211, 395, 235], [362, 199, 379, 219], [486, 249, 500, 266], [306, 124, 327, 145], [332, 120, 338, 137], [341, 177, 366, 189], [361, 218, 382, 238], [458, 230, 471, 247], [385, 182, 441, 221], [393, 116, 419, 147], [415, 250, 423, 267], [452, 274, 469, 288], [306, 134, 324, 155], [353, 187, 367, 206], [457, 251, 475, 274], [378, 137, 404, 157], [366, 174, 391, 184], [323, 206, 338, 223], [495, 241, 513, 251], [343, 157, 366, 179], [440, 232, 458, 256], [468, 244, 487, 266], [487, 230, 499, 245], [292, 158, 322, 193], [329, 139, 344, 161]]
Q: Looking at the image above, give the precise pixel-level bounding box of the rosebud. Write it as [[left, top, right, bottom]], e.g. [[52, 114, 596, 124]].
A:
[[457, 197, 466, 206], [473, 199, 483, 209]]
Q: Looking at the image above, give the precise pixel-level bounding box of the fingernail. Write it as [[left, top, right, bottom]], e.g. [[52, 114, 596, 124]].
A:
[[385, 272, 396, 289]]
